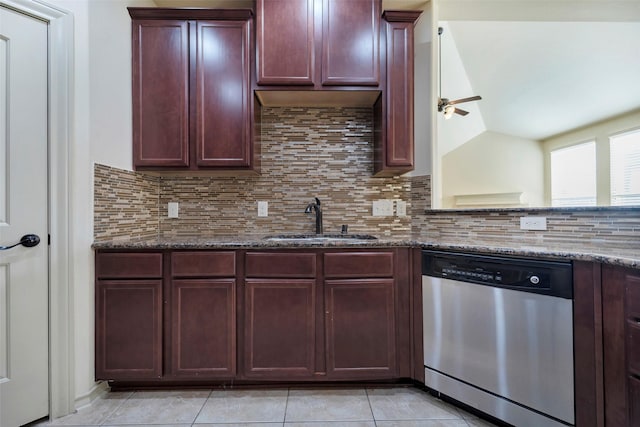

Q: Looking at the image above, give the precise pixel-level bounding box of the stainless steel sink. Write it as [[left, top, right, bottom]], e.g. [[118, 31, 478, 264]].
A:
[[263, 234, 377, 242]]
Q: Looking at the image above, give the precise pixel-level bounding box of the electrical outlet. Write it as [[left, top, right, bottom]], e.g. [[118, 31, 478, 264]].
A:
[[520, 216, 547, 231], [168, 202, 179, 218], [383, 200, 394, 216], [396, 200, 407, 217], [257, 201, 268, 217], [372, 200, 394, 216]]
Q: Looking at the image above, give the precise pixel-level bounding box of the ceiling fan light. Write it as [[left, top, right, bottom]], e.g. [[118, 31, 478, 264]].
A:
[[444, 104, 455, 119]]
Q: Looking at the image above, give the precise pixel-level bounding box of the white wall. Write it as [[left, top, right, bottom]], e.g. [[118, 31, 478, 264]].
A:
[[89, 0, 141, 171], [441, 130, 544, 208], [436, 21, 485, 158], [47, 0, 152, 410], [431, 20, 485, 207], [411, 4, 432, 177]]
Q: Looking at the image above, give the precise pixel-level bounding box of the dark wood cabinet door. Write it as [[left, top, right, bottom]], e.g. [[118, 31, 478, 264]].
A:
[[573, 261, 605, 427], [325, 279, 396, 379], [321, 0, 380, 86], [95, 280, 162, 380], [603, 265, 640, 427], [630, 376, 640, 427], [603, 264, 628, 427], [244, 279, 316, 378], [256, 0, 315, 85], [627, 272, 640, 426], [374, 11, 420, 177], [383, 15, 416, 171], [169, 279, 236, 378], [132, 20, 189, 168], [196, 20, 252, 168]]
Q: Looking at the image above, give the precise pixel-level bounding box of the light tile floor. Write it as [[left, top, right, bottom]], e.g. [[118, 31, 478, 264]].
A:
[[33, 387, 499, 427]]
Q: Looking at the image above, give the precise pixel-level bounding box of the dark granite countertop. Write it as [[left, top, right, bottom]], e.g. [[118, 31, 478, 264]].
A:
[[92, 235, 640, 269], [91, 235, 413, 250]]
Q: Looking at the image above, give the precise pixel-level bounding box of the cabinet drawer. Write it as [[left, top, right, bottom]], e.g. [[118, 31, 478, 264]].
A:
[[95, 252, 163, 279], [324, 252, 394, 278], [629, 322, 640, 376], [626, 275, 640, 319], [171, 251, 236, 277], [246, 252, 316, 278]]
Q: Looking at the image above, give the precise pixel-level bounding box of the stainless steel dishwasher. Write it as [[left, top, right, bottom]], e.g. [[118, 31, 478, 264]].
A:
[[422, 250, 574, 426]]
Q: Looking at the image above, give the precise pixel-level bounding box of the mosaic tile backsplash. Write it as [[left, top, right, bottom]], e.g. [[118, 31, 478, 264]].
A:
[[95, 107, 412, 239], [94, 106, 639, 247], [410, 174, 431, 236], [413, 207, 640, 248], [94, 163, 159, 241]]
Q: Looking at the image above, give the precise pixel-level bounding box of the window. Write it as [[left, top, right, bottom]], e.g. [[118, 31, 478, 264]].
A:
[[550, 141, 596, 207], [610, 129, 640, 206]]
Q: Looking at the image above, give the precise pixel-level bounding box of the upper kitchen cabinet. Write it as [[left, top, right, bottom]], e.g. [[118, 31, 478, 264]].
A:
[[131, 18, 189, 168], [129, 8, 256, 171], [256, 0, 314, 85], [256, 0, 380, 88], [373, 10, 421, 177], [322, 0, 380, 85]]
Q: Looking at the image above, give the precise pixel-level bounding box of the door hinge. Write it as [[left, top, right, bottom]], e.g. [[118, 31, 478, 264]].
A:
[[48, 234, 51, 245]]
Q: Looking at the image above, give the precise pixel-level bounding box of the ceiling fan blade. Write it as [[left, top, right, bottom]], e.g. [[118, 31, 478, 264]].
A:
[[454, 108, 469, 116], [449, 95, 482, 106]]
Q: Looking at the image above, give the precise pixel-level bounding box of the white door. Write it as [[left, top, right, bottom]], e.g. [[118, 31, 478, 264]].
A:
[[0, 6, 49, 427]]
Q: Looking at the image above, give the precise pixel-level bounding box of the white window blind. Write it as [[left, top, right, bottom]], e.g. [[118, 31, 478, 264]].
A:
[[551, 141, 597, 207], [610, 129, 640, 206]]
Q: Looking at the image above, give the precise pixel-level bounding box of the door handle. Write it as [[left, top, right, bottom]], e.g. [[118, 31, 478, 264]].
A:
[[0, 234, 40, 250]]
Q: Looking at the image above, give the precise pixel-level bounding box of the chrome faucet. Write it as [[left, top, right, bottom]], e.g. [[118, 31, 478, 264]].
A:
[[304, 197, 323, 235]]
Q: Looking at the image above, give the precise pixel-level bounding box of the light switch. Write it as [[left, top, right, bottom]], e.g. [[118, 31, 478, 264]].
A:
[[258, 201, 268, 217], [168, 202, 179, 218]]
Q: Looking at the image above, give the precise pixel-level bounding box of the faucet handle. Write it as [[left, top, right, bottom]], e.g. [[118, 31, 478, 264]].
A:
[[341, 224, 348, 234], [315, 197, 321, 206]]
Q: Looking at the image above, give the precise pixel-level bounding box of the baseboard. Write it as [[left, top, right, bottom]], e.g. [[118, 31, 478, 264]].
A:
[[74, 381, 109, 411]]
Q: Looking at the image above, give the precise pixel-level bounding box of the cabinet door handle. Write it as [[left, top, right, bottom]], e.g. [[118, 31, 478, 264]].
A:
[[0, 234, 40, 251]]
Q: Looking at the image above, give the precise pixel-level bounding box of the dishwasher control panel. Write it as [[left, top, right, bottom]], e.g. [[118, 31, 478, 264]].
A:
[[422, 250, 573, 299]]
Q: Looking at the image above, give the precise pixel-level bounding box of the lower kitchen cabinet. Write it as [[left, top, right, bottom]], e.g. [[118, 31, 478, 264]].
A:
[[243, 279, 316, 378], [243, 251, 317, 378], [574, 261, 640, 427], [325, 279, 396, 378], [95, 279, 163, 380], [169, 279, 236, 378], [602, 264, 640, 427], [168, 251, 237, 379], [94, 247, 412, 385], [95, 252, 163, 380], [631, 376, 640, 426]]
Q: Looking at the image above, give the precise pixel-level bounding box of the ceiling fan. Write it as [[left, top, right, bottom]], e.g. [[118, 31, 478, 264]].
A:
[[437, 26, 482, 119]]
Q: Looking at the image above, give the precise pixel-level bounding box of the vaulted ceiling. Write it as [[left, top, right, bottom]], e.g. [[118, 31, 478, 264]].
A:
[[445, 19, 640, 141], [438, 0, 640, 141]]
